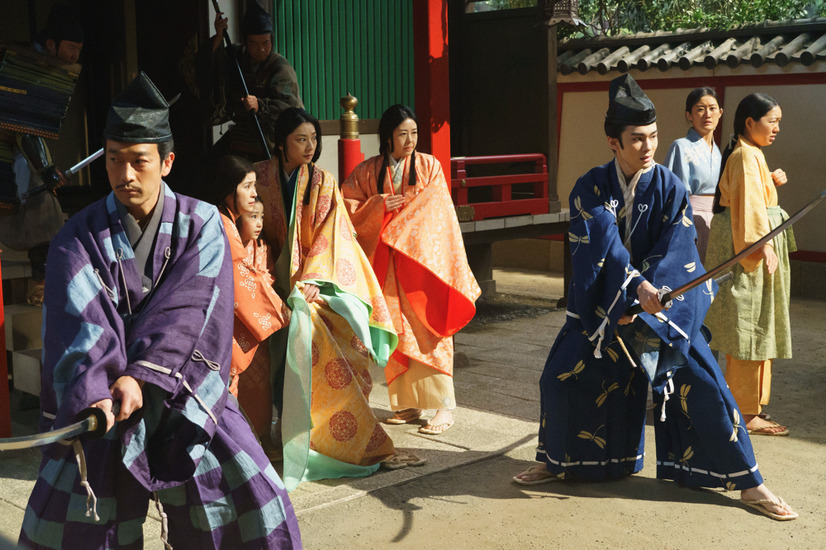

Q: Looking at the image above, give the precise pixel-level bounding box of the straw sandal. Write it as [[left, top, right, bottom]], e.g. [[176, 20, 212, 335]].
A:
[[385, 408, 423, 425], [741, 497, 798, 521]]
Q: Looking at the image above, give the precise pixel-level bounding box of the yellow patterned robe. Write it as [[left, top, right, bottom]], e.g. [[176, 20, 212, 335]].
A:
[[255, 160, 398, 490]]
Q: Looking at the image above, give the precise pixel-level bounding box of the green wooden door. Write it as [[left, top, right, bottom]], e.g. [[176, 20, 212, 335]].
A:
[[273, 0, 414, 120]]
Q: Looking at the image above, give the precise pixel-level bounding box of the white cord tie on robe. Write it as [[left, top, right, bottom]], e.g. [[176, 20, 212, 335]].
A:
[[653, 312, 690, 341], [134, 360, 219, 426], [660, 373, 675, 422], [72, 439, 100, 522], [191, 350, 221, 371], [153, 492, 173, 549], [94, 269, 118, 302], [590, 269, 640, 358], [624, 203, 649, 247], [116, 248, 132, 314], [605, 199, 619, 219], [151, 247, 172, 289]]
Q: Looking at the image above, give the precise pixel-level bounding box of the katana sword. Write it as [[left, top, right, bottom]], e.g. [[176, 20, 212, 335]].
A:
[[0, 407, 108, 451], [64, 147, 105, 178], [20, 93, 182, 200], [20, 148, 103, 199], [627, 189, 826, 316]]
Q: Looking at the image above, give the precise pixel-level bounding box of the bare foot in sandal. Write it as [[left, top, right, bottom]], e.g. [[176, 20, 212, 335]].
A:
[[386, 408, 422, 424], [419, 410, 454, 435], [512, 464, 562, 485], [744, 415, 788, 436], [741, 484, 797, 520]]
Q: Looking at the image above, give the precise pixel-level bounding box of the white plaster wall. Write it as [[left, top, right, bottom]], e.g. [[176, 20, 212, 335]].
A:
[[556, 90, 609, 203], [719, 84, 826, 254], [558, 87, 715, 205], [557, 76, 826, 253]]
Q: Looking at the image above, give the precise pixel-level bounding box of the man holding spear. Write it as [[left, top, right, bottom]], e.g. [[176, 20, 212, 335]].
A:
[[196, 2, 303, 161]]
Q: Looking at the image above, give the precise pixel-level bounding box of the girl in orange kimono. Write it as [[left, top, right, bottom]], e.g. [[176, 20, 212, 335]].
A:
[[238, 198, 274, 284], [255, 108, 419, 490], [341, 105, 481, 435], [206, 154, 288, 459]]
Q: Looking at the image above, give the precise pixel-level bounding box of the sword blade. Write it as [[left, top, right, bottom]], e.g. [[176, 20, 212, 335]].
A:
[[0, 416, 97, 451], [62, 93, 180, 179], [628, 189, 826, 315], [64, 147, 104, 178]]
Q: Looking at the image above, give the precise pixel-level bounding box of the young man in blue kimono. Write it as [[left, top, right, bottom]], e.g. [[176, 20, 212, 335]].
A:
[[512, 75, 796, 521], [19, 72, 303, 548]]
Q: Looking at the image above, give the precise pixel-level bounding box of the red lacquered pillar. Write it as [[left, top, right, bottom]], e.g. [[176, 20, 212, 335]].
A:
[[413, 0, 451, 175]]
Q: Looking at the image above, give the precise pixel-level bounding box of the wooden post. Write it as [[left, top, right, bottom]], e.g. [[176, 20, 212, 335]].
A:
[[412, 0, 451, 174], [0, 261, 11, 437], [545, 16, 561, 212]]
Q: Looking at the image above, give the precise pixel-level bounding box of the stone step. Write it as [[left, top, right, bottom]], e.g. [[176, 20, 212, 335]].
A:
[[11, 348, 41, 396], [3, 303, 42, 352]]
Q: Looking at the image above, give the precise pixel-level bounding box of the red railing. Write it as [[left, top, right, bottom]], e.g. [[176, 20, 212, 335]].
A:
[[450, 154, 549, 221]]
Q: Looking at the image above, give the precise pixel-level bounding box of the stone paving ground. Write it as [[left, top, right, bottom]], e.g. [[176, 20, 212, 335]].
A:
[[1, 269, 824, 549]]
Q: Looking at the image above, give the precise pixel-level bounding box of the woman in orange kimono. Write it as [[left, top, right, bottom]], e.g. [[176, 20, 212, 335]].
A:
[[255, 108, 417, 490], [341, 105, 481, 435], [206, 154, 288, 459]]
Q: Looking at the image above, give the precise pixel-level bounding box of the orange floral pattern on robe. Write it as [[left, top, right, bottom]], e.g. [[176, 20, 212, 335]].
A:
[[221, 211, 287, 396], [342, 153, 481, 384], [255, 160, 396, 470], [245, 237, 275, 286]]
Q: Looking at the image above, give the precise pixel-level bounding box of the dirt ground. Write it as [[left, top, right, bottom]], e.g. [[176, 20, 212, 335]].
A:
[[297, 296, 826, 550], [1, 276, 823, 549]]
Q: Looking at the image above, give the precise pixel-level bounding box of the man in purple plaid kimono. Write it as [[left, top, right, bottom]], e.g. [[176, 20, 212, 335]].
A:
[[19, 72, 302, 549]]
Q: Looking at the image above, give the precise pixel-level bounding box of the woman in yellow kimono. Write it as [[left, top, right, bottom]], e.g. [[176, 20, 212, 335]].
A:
[[706, 93, 795, 436], [206, 154, 288, 459], [255, 108, 414, 490], [341, 105, 481, 435]]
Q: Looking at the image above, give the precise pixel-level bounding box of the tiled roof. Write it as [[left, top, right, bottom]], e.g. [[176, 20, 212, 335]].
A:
[[557, 18, 826, 75]]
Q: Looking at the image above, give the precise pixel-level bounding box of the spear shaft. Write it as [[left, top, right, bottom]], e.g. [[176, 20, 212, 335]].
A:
[[210, 1, 272, 159]]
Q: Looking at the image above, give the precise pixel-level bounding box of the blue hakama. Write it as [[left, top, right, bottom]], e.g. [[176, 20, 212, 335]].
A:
[[536, 161, 763, 491]]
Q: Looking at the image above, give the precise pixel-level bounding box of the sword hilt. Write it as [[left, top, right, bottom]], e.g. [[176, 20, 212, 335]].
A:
[[626, 290, 671, 316], [75, 407, 109, 440], [75, 400, 121, 440], [625, 272, 735, 316]]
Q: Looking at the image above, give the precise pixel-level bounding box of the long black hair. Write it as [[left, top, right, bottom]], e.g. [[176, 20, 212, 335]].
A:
[[273, 107, 322, 205], [204, 154, 255, 211], [377, 104, 418, 191], [713, 92, 779, 213], [685, 86, 719, 114]]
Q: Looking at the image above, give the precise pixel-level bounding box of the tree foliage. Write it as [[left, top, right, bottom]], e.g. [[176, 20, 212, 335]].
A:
[[558, 0, 826, 39]]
